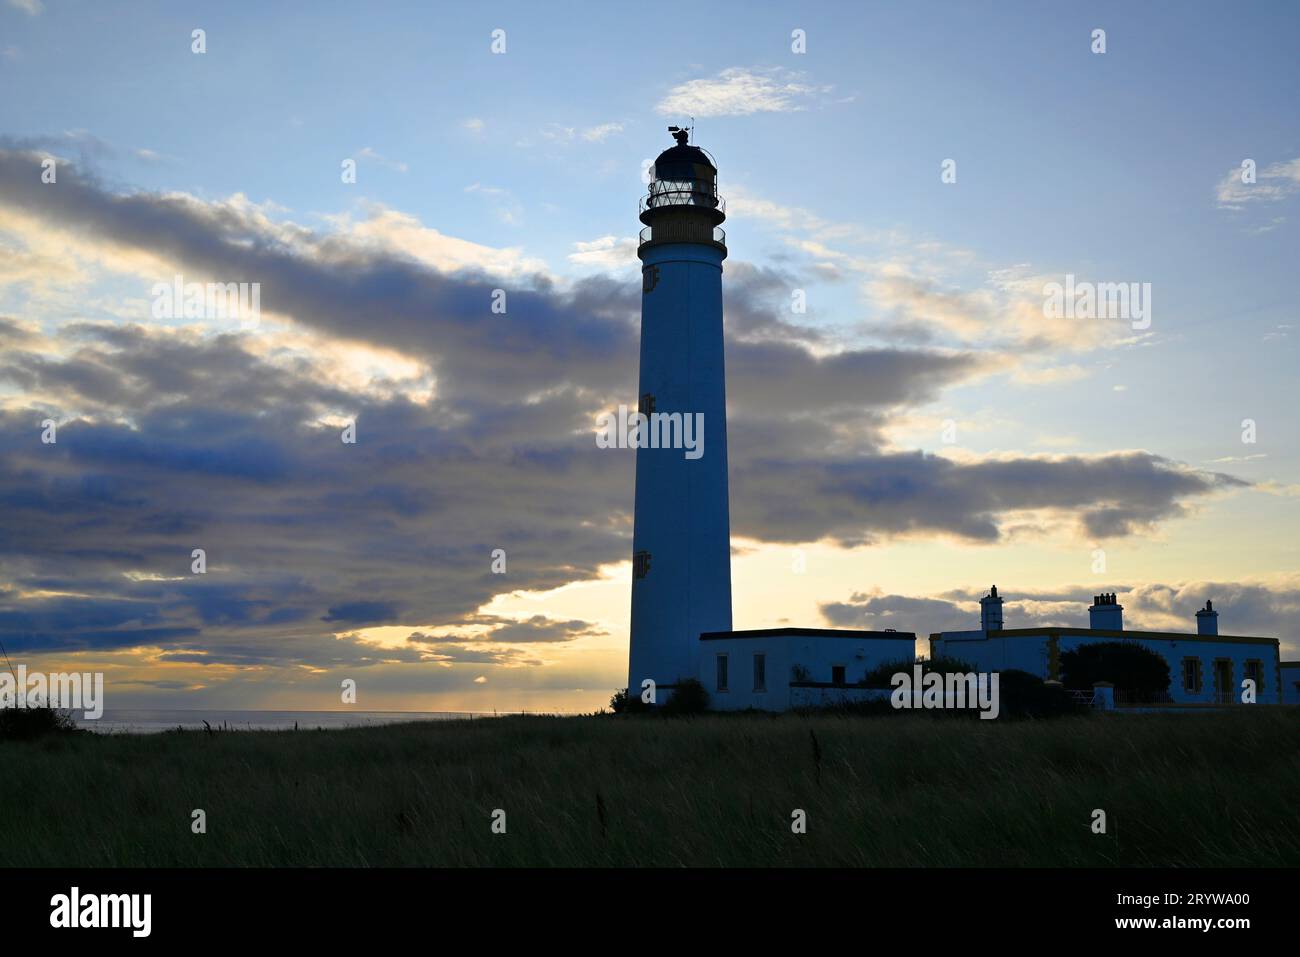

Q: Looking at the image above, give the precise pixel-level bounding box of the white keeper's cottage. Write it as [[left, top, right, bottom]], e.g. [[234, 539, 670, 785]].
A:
[[697, 627, 915, 711], [929, 588, 1285, 706]]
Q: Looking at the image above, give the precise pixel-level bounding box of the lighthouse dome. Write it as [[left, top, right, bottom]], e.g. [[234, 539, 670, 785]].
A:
[[642, 133, 723, 223], [652, 143, 716, 181]]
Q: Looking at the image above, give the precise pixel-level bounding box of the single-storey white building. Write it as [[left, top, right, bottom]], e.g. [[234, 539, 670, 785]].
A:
[[696, 627, 915, 711], [929, 588, 1284, 706]]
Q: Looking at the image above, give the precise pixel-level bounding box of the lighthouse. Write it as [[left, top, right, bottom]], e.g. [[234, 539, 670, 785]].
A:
[[627, 128, 733, 698]]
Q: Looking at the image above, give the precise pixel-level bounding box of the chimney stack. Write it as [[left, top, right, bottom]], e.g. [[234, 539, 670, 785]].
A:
[[1195, 599, 1218, 636], [1088, 592, 1123, 631], [979, 585, 1004, 632]]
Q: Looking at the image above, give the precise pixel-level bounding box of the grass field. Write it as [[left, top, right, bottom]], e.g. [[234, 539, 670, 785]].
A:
[[2, 708, 1296, 867]]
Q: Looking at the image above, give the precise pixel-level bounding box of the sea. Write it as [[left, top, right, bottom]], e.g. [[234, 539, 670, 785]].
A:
[[72, 709, 536, 734]]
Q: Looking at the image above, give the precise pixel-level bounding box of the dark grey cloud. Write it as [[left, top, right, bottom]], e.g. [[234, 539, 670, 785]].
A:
[[0, 146, 638, 404], [720, 261, 824, 344], [822, 593, 978, 635], [730, 441, 1239, 546], [0, 317, 36, 344], [408, 615, 606, 645], [1, 131, 117, 168]]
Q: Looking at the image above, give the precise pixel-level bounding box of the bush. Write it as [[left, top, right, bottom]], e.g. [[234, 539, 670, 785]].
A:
[[610, 679, 710, 715], [0, 706, 78, 740], [853, 661, 1083, 719], [860, 655, 977, 689], [1060, 641, 1170, 698], [996, 669, 1087, 719], [662, 677, 710, 715], [608, 687, 651, 714]]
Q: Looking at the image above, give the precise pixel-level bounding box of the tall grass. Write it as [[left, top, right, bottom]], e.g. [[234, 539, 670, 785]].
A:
[[1, 708, 1295, 866]]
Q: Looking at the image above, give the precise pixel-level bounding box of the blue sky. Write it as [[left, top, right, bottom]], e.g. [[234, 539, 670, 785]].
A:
[[0, 0, 1297, 710]]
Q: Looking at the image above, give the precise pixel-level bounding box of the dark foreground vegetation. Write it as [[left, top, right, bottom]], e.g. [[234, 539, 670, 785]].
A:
[[1, 707, 1295, 867], [0, 706, 77, 740]]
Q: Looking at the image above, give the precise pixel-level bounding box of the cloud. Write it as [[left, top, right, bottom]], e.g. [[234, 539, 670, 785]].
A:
[[7, 0, 42, 16], [726, 184, 875, 244], [823, 580, 1300, 656], [1216, 157, 1300, 210], [582, 123, 624, 142], [822, 592, 978, 635], [0, 148, 620, 400], [0, 148, 1246, 677], [1008, 363, 1089, 386], [539, 122, 624, 144], [656, 67, 833, 118], [728, 442, 1241, 546], [463, 182, 522, 225], [1, 130, 116, 168], [567, 235, 638, 271], [356, 147, 408, 173], [867, 265, 1132, 353], [409, 615, 606, 645], [321, 203, 546, 277], [726, 186, 1143, 363], [323, 601, 402, 624]]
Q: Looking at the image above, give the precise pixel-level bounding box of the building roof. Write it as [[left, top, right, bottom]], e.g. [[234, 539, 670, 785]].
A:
[[930, 626, 1278, 647], [700, 627, 915, 641]]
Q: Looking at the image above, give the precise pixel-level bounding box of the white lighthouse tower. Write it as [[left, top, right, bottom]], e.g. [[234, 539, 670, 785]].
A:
[[627, 128, 733, 698]]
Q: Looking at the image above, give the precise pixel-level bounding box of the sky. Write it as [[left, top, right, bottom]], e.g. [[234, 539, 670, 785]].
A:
[[0, 0, 1297, 713]]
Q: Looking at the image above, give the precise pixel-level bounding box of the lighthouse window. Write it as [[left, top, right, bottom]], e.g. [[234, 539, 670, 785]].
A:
[[716, 654, 729, 692], [753, 654, 766, 692], [1182, 657, 1202, 694], [632, 550, 651, 580], [638, 393, 656, 416]]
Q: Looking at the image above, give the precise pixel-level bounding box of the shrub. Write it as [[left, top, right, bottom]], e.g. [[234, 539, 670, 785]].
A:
[[860, 655, 977, 689], [0, 706, 78, 740], [854, 661, 1083, 719], [662, 677, 710, 715], [1059, 641, 1170, 697], [608, 687, 651, 714], [996, 669, 1087, 719]]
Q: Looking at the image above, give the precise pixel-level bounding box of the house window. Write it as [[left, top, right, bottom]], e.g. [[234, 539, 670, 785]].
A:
[[1182, 657, 1202, 694], [716, 654, 729, 693], [1213, 658, 1232, 702], [753, 653, 766, 692], [1244, 660, 1263, 691], [831, 665, 846, 685]]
